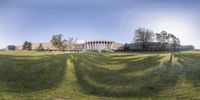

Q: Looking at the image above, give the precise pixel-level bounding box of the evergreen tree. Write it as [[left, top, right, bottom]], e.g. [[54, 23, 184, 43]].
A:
[[37, 43, 44, 51], [22, 41, 32, 51]]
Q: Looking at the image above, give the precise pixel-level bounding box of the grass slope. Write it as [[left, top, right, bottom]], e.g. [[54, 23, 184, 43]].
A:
[[0, 51, 200, 99]]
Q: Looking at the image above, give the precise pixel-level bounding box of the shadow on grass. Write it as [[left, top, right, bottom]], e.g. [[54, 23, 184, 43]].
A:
[[0, 54, 67, 92], [73, 53, 179, 97], [174, 53, 200, 87]]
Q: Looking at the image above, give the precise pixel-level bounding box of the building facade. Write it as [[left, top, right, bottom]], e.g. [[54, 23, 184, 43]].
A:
[[85, 40, 114, 51], [8, 40, 194, 52], [14, 40, 124, 52]]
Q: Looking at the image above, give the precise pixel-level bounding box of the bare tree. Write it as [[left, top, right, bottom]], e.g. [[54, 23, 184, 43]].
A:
[[64, 37, 78, 50], [65, 37, 78, 44], [134, 28, 154, 51], [156, 31, 169, 51]]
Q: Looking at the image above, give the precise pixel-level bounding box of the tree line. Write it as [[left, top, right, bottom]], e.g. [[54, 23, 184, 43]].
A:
[[132, 27, 181, 52]]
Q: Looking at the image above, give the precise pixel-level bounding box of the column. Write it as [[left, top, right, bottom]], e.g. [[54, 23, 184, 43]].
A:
[[93, 42, 94, 50], [105, 42, 107, 50], [107, 42, 109, 50], [87, 42, 89, 49], [104, 42, 106, 50], [110, 42, 111, 49], [89, 42, 91, 50], [85, 42, 86, 50], [85, 42, 86, 49], [100, 42, 102, 50], [94, 42, 95, 50], [101, 42, 102, 50], [90, 42, 92, 50], [105, 41, 108, 50], [92, 42, 94, 50], [87, 42, 89, 50], [111, 42, 112, 49], [108, 42, 109, 50], [97, 42, 99, 50], [94, 41, 97, 50], [102, 42, 104, 50], [96, 42, 98, 50], [109, 42, 111, 49]]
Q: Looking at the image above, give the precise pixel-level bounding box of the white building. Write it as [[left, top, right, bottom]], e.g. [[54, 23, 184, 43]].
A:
[[15, 40, 124, 52]]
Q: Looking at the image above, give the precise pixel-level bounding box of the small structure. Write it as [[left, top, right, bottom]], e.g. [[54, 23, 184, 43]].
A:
[[178, 45, 194, 51], [128, 42, 194, 51], [7, 45, 16, 51]]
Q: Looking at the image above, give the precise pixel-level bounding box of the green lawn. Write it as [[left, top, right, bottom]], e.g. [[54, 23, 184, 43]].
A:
[[0, 51, 200, 99]]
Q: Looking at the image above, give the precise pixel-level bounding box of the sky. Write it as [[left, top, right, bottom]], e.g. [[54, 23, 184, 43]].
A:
[[0, 0, 200, 49]]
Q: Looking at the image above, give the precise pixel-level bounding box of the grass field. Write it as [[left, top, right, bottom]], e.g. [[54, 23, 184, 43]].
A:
[[0, 51, 200, 100]]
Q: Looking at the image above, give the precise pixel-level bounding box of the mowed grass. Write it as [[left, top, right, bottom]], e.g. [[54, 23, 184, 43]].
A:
[[0, 51, 200, 99]]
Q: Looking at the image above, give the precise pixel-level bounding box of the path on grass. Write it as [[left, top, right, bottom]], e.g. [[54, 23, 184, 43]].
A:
[[65, 55, 78, 98]]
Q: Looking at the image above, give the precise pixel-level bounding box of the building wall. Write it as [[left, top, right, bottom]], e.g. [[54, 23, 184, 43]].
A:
[[112, 43, 124, 51], [32, 43, 57, 50], [178, 45, 194, 51], [128, 42, 194, 51]]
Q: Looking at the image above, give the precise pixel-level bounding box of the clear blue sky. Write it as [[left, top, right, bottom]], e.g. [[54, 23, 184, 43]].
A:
[[0, 0, 200, 48]]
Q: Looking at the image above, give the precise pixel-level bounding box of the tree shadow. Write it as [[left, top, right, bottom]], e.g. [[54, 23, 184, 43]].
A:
[[109, 54, 136, 58], [73, 53, 179, 97], [0, 54, 67, 92], [164, 53, 173, 67], [174, 53, 200, 87]]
